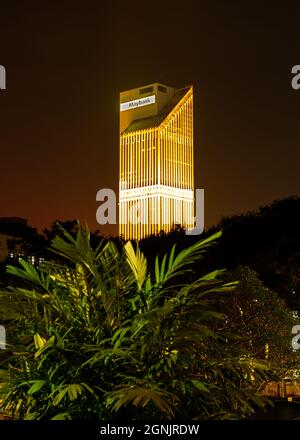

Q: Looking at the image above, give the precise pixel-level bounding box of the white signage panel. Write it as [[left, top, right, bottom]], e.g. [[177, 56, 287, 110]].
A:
[[120, 95, 155, 112]]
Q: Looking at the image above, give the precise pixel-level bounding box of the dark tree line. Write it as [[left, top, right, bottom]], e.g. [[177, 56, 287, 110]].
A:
[[1, 196, 300, 309]]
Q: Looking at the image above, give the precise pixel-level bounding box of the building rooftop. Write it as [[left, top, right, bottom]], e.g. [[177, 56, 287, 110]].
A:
[[123, 86, 191, 134]]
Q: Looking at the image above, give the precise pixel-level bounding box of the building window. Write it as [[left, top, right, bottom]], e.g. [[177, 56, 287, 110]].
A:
[[158, 85, 167, 93], [139, 86, 153, 95]]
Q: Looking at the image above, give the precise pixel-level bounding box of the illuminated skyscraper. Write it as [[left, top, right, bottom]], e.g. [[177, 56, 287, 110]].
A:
[[119, 83, 194, 240]]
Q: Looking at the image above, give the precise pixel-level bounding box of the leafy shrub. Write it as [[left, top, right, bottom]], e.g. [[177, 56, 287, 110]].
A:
[[0, 225, 271, 419]]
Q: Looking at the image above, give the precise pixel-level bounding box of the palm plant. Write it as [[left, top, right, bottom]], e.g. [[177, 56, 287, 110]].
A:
[[0, 224, 271, 420]]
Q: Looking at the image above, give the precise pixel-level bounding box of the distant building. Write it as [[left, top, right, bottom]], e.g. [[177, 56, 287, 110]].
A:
[[0, 217, 43, 265], [119, 83, 194, 240], [0, 218, 27, 263], [0, 217, 27, 226], [0, 233, 15, 263]]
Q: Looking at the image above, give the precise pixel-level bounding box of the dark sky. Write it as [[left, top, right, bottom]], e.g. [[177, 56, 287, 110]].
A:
[[0, 1, 299, 236]]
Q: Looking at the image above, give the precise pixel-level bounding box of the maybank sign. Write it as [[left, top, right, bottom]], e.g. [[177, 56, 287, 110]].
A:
[[120, 95, 155, 112]]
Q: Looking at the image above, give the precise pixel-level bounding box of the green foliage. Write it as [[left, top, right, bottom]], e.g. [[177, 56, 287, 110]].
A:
[[222, 266, 296, 373], [0, 224, 272, 420]]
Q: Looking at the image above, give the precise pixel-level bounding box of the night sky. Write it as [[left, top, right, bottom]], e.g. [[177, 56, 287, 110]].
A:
[[0, 1, 299, 236]]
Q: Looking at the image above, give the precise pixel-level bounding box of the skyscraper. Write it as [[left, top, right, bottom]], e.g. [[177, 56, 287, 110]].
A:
[[119, 83, 194, 240]]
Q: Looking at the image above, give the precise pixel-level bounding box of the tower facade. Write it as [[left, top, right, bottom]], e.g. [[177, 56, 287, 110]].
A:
[[119, 83, 194, 240]]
